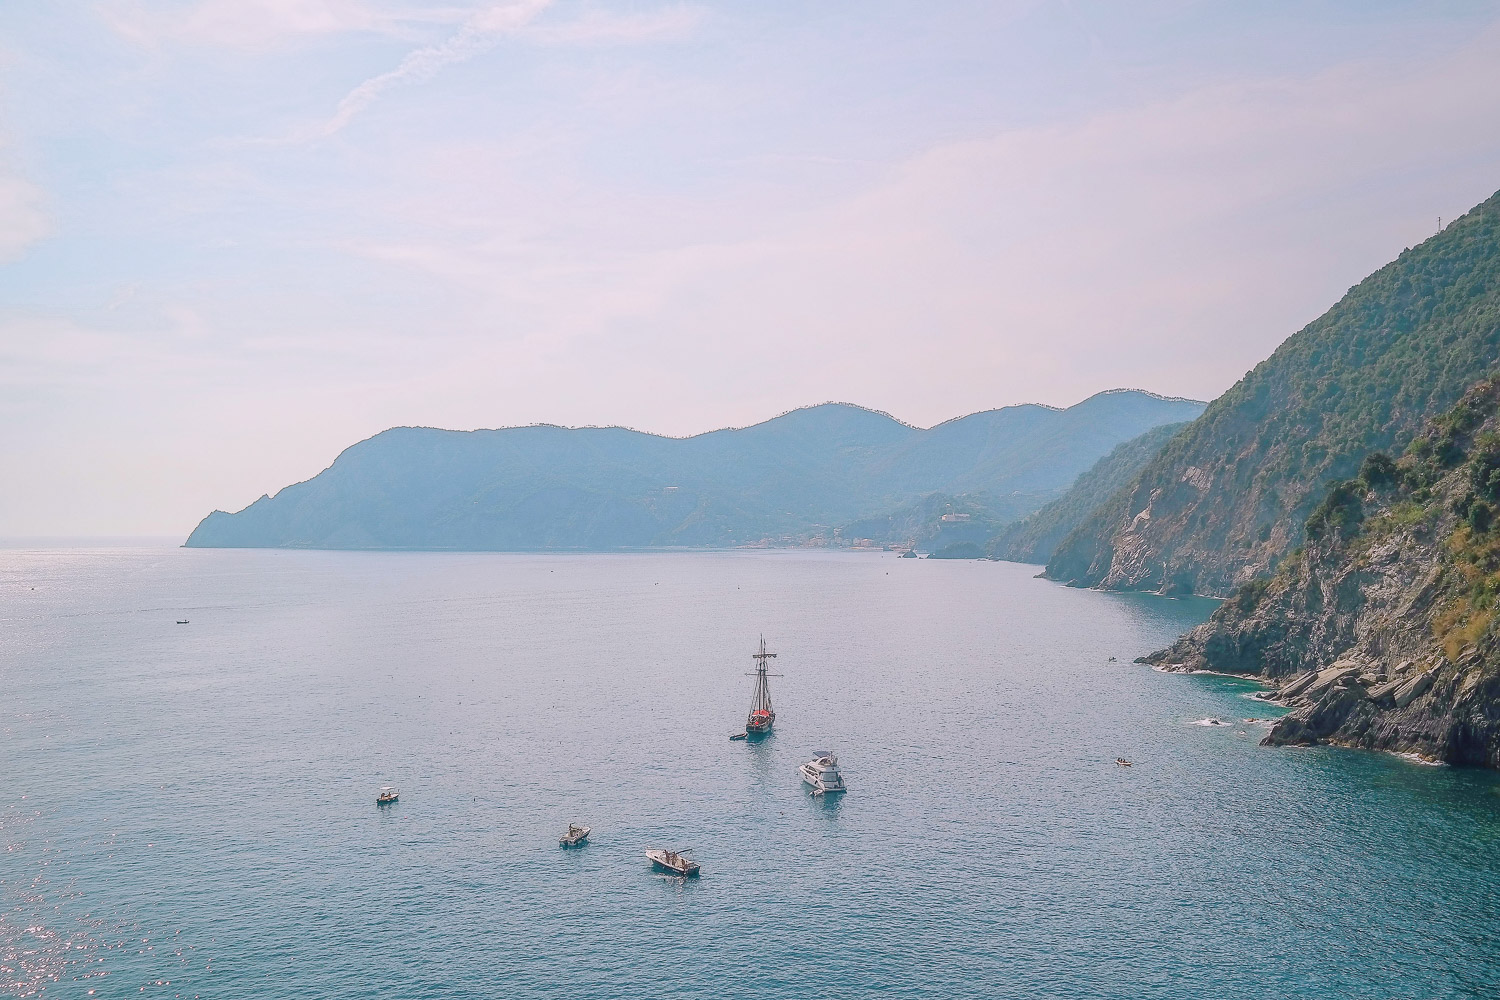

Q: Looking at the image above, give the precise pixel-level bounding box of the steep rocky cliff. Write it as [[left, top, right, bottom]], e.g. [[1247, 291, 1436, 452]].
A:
[[1046, 188, 1500, 597], [1143, 378, 1500, 767]]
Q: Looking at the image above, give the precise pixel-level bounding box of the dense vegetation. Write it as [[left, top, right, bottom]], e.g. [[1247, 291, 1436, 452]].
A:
[[186, 391, 1202, 551], [1201, 377, 1500, 663], [1145, 377, 1500, 767], [987, 422, 1187, 564], [1047, 187, 1500, 596], [928, 541, 985, 559]]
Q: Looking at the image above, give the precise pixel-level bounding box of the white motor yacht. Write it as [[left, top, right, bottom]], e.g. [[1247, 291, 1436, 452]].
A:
[[799, 751, 847, 796]]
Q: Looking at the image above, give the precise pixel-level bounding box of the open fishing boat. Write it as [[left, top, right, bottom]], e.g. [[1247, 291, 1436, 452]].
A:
[[376, 785, 399, 804], [646, 848, 700, 877], [560, 824, 591, 848]]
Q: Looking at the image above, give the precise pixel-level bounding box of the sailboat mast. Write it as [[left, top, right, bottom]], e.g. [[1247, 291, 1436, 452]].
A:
[[750, 634, 777, 714]]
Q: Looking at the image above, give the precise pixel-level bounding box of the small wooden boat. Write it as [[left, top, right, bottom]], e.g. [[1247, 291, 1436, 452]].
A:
[[176, 620, 189, 625], [1115, 758, 1132, 767], [376, 785, 400, 804], [560, 824, 591, 848], [729, 732, 747, 741], [646, 848, 699, 877]]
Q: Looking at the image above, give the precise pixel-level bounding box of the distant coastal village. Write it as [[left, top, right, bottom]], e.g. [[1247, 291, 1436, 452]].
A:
[[716, 503, 976, 554]]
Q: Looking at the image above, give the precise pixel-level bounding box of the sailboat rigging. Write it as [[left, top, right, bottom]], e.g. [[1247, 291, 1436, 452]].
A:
[[743, 636, 781, 739]]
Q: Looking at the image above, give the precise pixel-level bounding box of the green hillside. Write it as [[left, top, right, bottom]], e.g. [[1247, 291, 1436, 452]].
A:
[[1142, 377, 1500, 767], [1047, 187, 1500, 597], [987, 422, 1187, 564]]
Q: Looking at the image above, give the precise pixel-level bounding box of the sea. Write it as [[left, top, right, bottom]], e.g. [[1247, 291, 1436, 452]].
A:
[[2, 545, 1498, 999]]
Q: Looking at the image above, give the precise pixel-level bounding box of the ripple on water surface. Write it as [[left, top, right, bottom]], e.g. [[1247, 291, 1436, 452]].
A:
[[2, 547, 1498, 999]]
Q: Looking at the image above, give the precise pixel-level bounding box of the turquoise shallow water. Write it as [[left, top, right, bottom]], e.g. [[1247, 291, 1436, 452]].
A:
[[2, 547, 1499, 999]]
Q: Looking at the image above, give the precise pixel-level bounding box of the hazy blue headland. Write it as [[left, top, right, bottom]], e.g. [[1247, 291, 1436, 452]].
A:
[[186, 389, 1202, 552]]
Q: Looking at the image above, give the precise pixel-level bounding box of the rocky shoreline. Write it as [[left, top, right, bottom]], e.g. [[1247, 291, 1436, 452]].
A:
[[1136, 379, 1500, 770], [1146, 652, 1483, 764]]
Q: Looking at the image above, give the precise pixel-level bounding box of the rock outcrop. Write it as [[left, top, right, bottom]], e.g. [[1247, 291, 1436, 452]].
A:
[[1141, 378, 1500, 768]]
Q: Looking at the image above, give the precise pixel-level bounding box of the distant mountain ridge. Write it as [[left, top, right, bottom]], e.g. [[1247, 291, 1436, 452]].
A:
[[185, 390, 1205, 551], [1046, 187, 1500, 597]]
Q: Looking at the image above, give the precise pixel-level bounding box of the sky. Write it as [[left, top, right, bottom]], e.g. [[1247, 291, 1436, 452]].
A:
[[3, 1, 1500, 536]]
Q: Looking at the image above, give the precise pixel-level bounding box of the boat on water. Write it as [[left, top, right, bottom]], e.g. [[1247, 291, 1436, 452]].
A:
[[560, 824, 591, 848], [1115, 758, 1133, 767], [376, 785, 399, 804], [742, 636, 780, 739], [799, 751, 847, 796], [646, 848, 699, 877]]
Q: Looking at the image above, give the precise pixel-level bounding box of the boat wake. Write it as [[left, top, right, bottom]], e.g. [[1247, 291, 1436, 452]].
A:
[[1190, 717, 1231, 727]]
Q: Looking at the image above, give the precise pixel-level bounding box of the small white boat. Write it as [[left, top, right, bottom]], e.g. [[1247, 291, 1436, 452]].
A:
[[799, 751, 847, 796], [646, 848, 700, 877], [560, 824, 591, 848], [376, 785, 399, 804]]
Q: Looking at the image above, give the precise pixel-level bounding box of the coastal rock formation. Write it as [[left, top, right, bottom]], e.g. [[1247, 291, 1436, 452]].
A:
[[1047, 188, 1500, 597], [1142, 378, 1500, 768]]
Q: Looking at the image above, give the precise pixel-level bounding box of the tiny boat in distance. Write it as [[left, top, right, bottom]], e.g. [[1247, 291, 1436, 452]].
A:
[[799, 751, 847, 796], [560, 824, 591, 848], [1115, 758, 1133, 767], [646, 848, 700, 877], [743, 636, 781, 739], [376, 786, 399, 804]]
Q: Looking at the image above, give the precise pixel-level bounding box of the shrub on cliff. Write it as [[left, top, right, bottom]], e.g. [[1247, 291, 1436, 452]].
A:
[[1305, 479, 1366, 542]]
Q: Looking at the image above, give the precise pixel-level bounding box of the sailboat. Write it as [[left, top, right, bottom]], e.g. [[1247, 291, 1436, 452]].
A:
[[743, 636, 780, 739]]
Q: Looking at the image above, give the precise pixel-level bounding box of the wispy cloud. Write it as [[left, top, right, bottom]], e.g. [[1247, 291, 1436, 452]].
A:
[[521, 5, 703, 46], [279, 0, 554, 140], [0, 162, 48, 262], [112, 0, 699, 144], [327, 0, 552, 133]]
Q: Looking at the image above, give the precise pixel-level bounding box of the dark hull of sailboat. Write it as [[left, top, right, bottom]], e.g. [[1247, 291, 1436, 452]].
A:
[[744, 712, 774, 739]]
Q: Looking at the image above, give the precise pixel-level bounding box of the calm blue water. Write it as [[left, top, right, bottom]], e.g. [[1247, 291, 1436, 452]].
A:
[[3, 547, 1499, 999]]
